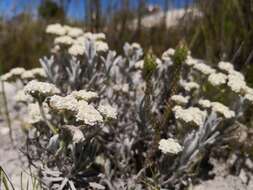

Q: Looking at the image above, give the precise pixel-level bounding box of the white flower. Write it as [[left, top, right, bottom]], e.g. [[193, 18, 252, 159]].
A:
[[185, 56, 198, 66], [211, 102, 235, 119], [245, 94, 253, 103], [158, 138, 183, 154], [244, 86, 253, 95], [218, 61, 234, 73], [1, 72, 12, 81], [21, 70, 34, 80], [208, 72, 227, 86], [71, 90, 98, 101], [123, 42, 143, 58], [83, 32, 94, 40], [98, 104, 117, 119], [49, 95, 78, 112], [193, 63, 216, 75], [227, 73, 246, 93], [198, 99, 211, 108], [63, 25, 72, 32], [74, 36, 88, 45], [229, 70, 245, 80], [24, 80, 60, 98], [95, 41, 109, 52], [135, 60, 144, 69], [161, 48, 175, 66], [76, 101, 103, 126], [27, 103, 50, 124], [46, 23, 66, 35], [94, 33, 106, 40], [162, 48, 175, 57], [173, 106, 207, 126], [67, 27, 83, 38], [54, 35, 74, 45], [15, 90, 33, 103], [156, 58, 162, 66], [131, 42, 141, 49], [161, 56, 173, 66], [10, 67, 26, 76], [0, 67, 25, 81], [171, 95, 189, 105], [180, 80, 199, 91], [244, 86, 253, 103], [30, 68, 46, 78], [68, 44, 86, 56]]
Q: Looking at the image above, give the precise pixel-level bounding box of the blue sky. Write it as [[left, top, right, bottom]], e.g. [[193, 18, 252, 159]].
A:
[[0, 0, 193, 20]]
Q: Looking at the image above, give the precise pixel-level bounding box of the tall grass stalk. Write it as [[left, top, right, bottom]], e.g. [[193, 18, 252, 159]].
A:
[[0, 64, 13, 143]]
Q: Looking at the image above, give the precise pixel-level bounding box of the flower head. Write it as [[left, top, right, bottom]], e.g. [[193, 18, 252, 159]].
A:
[[211, 102, 235, 119], [68, 44, 86, 56], [193, 63, 216, 75], [0, 67, 25, 82], [218, 61, 234, 73], [171, 95, 189, 105], [185, 56, 199, 66], [227, 72, 246, 94], [208, 72, 227, 86], [54, 35, 74, 45], [245, 93, 253, 103], [76, 101, 103, 126], [46, 23, 66, 35], [98, 104, 117, 119], [198, 99, 211, 108], [30, 68, 46, 79], [67, 27, 83, 38], [180, 80, 199, 91], [173, 106, 207, 127], [49, 95, 78, 112], [71, 90, 98, 101], [159, 138, 183, 154], [24, 80, 60, 100], [93, 33, 106, 40], [95, 41, 109, 52]]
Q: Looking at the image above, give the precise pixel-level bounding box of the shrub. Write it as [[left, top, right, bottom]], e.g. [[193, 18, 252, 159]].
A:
[[1, 23, 253, 189]]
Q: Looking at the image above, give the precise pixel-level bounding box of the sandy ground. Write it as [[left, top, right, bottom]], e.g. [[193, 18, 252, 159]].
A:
[[0, 83, 35, 189]]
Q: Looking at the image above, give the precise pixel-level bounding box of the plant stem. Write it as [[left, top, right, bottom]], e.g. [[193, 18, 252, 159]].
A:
[[38, 101, 57, 135], [1, 81, 13, 143]]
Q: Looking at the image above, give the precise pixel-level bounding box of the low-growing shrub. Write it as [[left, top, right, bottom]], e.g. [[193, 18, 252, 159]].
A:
[[1, 23, 253, 189]]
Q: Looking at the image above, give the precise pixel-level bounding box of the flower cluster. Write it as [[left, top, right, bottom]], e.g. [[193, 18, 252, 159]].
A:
[[211, 102, 235, 119], [71, 90, 98, 101], [24, 80, 60, 100], [76, 100, 103, 125], [172, 106, 207, 126], [158, 138, 183, 154], [2, 24, 253, 190], [46, 23, 108, 56], [49, 95, 78, 112], [208, 72, 227, 86], [180, 80, 199, 91], [1, 67, 25, 81], [171, 95, 189, 105], [1, 67, 46, 82]]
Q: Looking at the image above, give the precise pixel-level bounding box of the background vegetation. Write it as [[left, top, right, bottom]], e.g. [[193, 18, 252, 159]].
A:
[[0, 0, 252, 85]]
